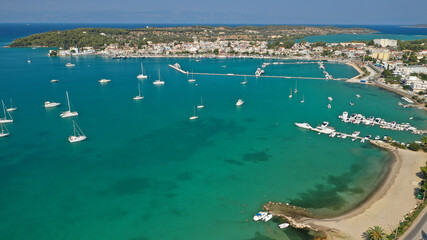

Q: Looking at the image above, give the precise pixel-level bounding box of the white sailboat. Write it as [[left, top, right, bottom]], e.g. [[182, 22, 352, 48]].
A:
[[328, 97, 333, 101], [153, 69, 165, 85], [300, 95, 305, 103], [0, 100, 13, 123], [240, 76, 248, 85], [60, 91, 78, 118], [137, 63, 148, 79], [0, 123, 9, 138], [188, 71, 196, 82], [50, 79, 60, 83], [294, 80, 298, 93], [189, 106, 198, 120], [133, 83, 144, 100], [6, 99, 17, 112], [327, 104, 331, 109], [197, 97, 204, 109], [27, 55, 31, 63], [289, 88, 292, 98], [99, 78, 111, 84], [65, 62, 75, 67], [68, 120, 87, 143], [44, 101, 61, 108], [236, 99, 244, 106]]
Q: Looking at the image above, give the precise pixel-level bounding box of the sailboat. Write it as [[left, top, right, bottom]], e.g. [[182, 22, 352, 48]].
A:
[[289, 88, 292, 98], [294, 80, 298, 93], [240, 76, 248, 85], [301, 95, 305, 103], [65, 57, 75, 67], [137, 63, 148, 79], [188, 71, 196, 82], [6, 99, 17, 112], [197, 97, 204, 109], [327, 104, 331, 109], [68, 120, 87, 143], [0, 123, 9, 138], [133, 83, 144, 100], [153, 69, 165, 85], [189, 106, 198, 120], [27, 55, 31, 63], [60, 91, 78, 118], [0, 100, 13, 123]]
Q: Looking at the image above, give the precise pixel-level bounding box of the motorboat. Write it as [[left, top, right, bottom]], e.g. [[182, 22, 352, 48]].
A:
[[278, 223, 290, 229], [356, 94, 361, 98], [253, 212, 268, 221], [295, 123, 312, 129], [99, 79, 111, 84], [263, 214, 273, 222], [236, 99, 244, 106], [51, 79, 59, 83], [327, 104, 331, 109], [44, 101, 61, 108], [328, 97, 333, 101]]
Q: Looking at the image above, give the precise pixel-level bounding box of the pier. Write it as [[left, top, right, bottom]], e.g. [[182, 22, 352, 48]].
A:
[[168, 64, 349, 81]]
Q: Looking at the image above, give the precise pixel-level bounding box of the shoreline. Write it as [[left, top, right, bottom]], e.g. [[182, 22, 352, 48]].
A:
[[266, 141, 426, 239]]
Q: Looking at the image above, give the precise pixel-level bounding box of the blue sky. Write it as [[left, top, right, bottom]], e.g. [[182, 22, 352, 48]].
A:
[[0, 0, 426, 24]]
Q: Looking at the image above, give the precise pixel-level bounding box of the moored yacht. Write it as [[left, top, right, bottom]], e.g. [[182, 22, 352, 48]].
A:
[[295, 122, 312, 129], [289, 88, 292, 98], [99, 78, 111, 84], [133, 83, 144, 100], [137, 63, 148, 79], [253, 212, 268, 221], [328, 96, 333, 101], [50, 79, 60, 83], [236, 99, 244, 106], [44, 101, 61, 108], [0, 100, 13, 123], [153, 69, 165, 85], [60, 91, 78, 118], [65, 62, 75, 67], [189, 106, 198, 120], [0, 123, 9, 138], [6, 99, 17, 112], [197, 97, 204, 109], [188, 72, 196, 82], [68, 120, 87, 143]]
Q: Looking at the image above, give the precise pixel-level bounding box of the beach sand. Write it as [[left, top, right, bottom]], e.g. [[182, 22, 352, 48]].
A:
[[303, 142, 426, 239]]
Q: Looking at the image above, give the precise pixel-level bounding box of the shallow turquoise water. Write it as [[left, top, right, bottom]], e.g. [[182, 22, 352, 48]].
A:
[[0, 48, 426, 240]]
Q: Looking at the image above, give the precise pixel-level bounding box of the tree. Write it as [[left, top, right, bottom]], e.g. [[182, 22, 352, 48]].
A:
[[408, 143, 421, 151], [364, 226, 387, 240]]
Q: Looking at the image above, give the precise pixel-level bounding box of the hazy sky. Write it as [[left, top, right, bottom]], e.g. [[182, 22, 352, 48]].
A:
[[0, 0, 426, 24]]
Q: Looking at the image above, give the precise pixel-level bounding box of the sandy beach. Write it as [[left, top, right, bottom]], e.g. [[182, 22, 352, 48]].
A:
[[303, 142, 426, 239]]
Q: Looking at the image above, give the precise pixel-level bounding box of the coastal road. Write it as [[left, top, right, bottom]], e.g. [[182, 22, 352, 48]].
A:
[[401, 207, 427, 240]]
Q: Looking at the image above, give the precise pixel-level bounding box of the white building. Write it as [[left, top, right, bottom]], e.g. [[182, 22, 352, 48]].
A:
[[373, 39, 397, 48]]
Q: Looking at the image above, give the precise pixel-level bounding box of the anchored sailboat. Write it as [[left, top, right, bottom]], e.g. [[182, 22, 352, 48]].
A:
[[189, 106, 198, 120], [0, 123, 9, 138], [301, 95, 305, 103], [137, 63, 148, 79], [68, 120, 87, 143], [197, 97, 204, 109], [0, 100, 13, 123], [133, 83, 144, 100], [188, 71, 196, 82], [240, 76, 248, 85], [289, 88, 292, 98], [6, 99, 17, 112], [153, 69, 165, 85], [294, 80, 298, 93], [60, 91, 78, 118]]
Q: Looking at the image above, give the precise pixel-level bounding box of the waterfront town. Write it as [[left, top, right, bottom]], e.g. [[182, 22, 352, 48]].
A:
[[50, 37, 427, 99]]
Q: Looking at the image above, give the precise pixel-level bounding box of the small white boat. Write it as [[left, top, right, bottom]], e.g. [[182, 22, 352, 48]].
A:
[[188, 72, 196, 82], [328, 97, 333, 101], [197, 97, 204, 109], [356, 94, 361, 98], [68, 120, 87, 143], [360, 139, 365, 143], [263, 214, 273, 222], [50, 79, 59, 83], [240, 76, 248, 85], [65, 63, 75, 67], [153, 69, 165, 85], [253, 212, 268, 221], [189, 106, 198, 120], [294, 81, 298, 93], [349, 102, 354, 106], [0, 123, 10, 138], [289, 88, 292, 98], [44, 101, 61, 108], [60, 91, 78, 118], [341, 135, 347, 139], [133, 83, 144, 100], [278, 223, 290, 229], [327, 104, 331, 109], [374, 135, 380, 140], [236, 99, 244, 106], [99, 79, 111, 84], [6, 99, 17, 112], [300, 95, 305, 103], [295, 122, 312, 129], [137, 63, 148, 79], [352, 138, 357, 142], [0, 100, 13, 123], [27, 55, 31, 63]]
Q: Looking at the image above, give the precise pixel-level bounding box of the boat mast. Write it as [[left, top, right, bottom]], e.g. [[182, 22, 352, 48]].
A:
[[66, 91, 71, 112], [73, 121, 77, 136], [141, 63, 143, 75], [193, 106, 196, 116], [138, 83, 141, 96], [2, 101, 5, 119]]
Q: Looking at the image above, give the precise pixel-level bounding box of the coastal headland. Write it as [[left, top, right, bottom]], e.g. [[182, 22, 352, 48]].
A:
[[264, 141, 426, 240]]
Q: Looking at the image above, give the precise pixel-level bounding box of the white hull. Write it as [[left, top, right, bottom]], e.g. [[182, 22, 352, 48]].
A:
[[44, 102, 61, 108], [133, 96, 144, 100], [236, 99, 244, 106], [68, 135, 87, 143], [197, 105, 204, 109], [253, 212, 268, 221], [153, 80, 165, 85], [188, 79, 196, 82], [60, 111, 78, 118], [278, 223, 290, 229], [189, 116, 198, 120], [6, 108, 17, 112], [99, 79, 111, 83], [263, 214, 273, 222], [0, 119, 13, 123], [0, 132, 9, 138], [65, 63, 75, 67], [137, 74, 148, 79], [295, 123, 312, 129], [51, 79, 59, 83]]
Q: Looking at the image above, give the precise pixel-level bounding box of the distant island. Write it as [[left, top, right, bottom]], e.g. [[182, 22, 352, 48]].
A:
[[401, 24, 427, 28], [8, 25, 376, 49]]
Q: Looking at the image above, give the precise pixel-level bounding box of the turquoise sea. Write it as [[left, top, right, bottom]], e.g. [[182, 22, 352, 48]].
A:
[[1, 26, 427, 240]]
